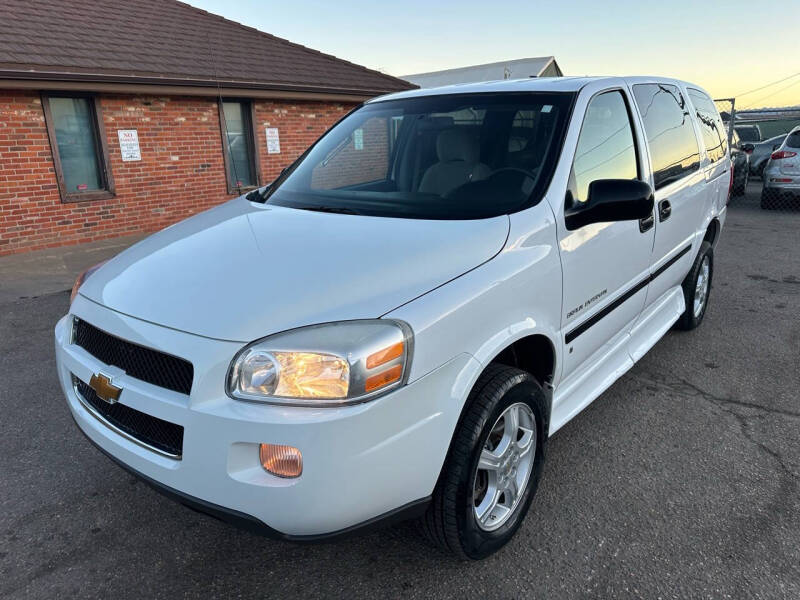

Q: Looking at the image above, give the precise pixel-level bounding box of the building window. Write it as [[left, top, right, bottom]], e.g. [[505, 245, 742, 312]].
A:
[[311, 115, 390, 190], [42, 94, 114, 202], [219, 100, 259, 192]]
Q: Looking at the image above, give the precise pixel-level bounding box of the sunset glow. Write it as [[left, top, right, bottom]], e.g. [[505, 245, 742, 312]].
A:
[[188, 0, 800, 109]]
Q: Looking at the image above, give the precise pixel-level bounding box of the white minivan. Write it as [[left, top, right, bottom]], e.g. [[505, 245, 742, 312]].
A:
[[56, 76, 729, 559]]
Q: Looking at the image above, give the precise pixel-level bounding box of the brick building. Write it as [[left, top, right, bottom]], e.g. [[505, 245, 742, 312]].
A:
[[0, 0, 413, 256]]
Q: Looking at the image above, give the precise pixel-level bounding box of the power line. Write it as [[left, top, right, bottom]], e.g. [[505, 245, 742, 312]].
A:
[[734, 71, 800, 98], [742, 77, 800, 109]]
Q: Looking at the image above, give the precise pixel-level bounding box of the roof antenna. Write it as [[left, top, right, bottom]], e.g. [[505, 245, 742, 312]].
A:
[[204, 27, 243, 195]]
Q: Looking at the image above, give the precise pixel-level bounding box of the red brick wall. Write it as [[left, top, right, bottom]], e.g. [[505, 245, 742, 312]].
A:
[[0, 91, 353, 256], [311, 114, 389, 189]]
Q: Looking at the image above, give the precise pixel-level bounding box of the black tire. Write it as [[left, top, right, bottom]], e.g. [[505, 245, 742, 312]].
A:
[[675, 241, 713, 331], [421, 364, 547, 560], [760, 189, 777, 210], [733, 170, 748, 196]]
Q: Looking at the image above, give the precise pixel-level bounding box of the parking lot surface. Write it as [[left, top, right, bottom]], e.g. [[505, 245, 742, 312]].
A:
[[1, 184, 799, 599]]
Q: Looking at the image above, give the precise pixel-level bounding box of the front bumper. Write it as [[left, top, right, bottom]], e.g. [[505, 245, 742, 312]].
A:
[[55, 297, 477, 537]]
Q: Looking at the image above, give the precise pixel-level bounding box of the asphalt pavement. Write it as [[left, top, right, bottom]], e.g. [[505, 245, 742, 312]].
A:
[[1, 183, 798, 599]]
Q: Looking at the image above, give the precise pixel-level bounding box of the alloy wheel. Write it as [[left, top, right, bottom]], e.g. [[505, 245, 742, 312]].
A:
[[472, 402, 536, 532], [693, 255, 710, 318]]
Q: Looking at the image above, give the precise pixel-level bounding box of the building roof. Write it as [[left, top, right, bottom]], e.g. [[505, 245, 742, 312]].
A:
[[0, 0, 414, 99], [402, 57, 562, 88]]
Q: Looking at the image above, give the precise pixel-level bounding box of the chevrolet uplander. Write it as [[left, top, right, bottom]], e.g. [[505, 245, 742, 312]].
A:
[[56, 76, 729, 559]]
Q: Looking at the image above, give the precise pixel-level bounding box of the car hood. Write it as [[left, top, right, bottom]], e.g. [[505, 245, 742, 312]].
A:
[[80, 198, 509, 341]]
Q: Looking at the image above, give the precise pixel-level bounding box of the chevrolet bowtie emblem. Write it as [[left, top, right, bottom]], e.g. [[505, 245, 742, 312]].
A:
[[89, 373, 122, 404]]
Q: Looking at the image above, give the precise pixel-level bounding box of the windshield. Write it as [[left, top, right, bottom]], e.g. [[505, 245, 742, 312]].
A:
[[260, 92, 575, 219]]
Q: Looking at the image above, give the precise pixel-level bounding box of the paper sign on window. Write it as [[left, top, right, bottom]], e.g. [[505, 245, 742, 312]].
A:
[[266, 128, 281, 154], [354, 128, 364, 150], [117, 129, 141, 161]]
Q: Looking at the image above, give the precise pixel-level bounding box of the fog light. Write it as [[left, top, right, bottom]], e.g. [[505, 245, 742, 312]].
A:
[[259, 443, 303, 478]]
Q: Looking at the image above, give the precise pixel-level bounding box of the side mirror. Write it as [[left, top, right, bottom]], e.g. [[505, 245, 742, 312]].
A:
[[741, 143, 755, 153], [565, 179, 654, 231]]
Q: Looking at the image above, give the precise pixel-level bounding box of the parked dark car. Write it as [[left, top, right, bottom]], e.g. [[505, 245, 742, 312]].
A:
[[730, 130, 750, 195], [749, 134, 788, 177], [734, 123, 762, 143]]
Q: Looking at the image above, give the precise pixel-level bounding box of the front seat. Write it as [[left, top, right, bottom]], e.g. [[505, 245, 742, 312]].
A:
[[418, 128, 491, 196]]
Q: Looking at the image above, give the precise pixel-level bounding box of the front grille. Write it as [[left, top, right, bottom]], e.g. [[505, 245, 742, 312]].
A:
[[72, 318, 193, 395], [74, 377, 184, 458]]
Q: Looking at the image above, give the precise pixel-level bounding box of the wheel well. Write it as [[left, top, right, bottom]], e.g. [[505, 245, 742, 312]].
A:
[[489, 334, 555, 389], [434, 335, 557, 488], [704, 219, 720, 248]]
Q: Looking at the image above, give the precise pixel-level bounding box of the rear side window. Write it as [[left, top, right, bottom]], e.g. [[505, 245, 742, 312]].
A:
[[569, 90, 638, 205], [786, 131, 800, 149], [687, 88, 727, 163], [632, 84, 700, 189]]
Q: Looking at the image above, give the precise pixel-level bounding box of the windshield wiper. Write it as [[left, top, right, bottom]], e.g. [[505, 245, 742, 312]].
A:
[[298, 205, 361, 215]]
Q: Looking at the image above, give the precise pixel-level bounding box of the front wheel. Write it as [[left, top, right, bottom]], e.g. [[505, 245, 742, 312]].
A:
[[675, 241, 713, 330], [421, 365, 547, 560]]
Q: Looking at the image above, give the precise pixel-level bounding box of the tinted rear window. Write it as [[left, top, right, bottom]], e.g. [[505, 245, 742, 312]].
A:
[[786, 131, 800, 149], [632, 84, 700, 189], [688, 88, 726, 163]]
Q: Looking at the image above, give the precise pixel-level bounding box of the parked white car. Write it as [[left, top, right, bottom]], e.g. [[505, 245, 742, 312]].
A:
[[762, 126, 800, 209], [55, 76, 729, 559]]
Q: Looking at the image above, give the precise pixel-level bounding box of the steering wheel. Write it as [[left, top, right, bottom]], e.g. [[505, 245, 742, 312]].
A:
[[489, 167, 537, 180], [443, 166, 540, 202], [488, 167, 538, 195]]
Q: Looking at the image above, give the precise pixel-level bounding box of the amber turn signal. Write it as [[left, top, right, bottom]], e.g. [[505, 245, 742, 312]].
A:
[[259, 443, 303, 478], [366, 341, 404, 369], [364, 364, 403, 393]]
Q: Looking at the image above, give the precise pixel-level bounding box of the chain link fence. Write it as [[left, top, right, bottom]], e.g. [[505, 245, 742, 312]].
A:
[[714, 98, 736, 147], [716, 98, 800, 211], [714, 97, 746, 205]]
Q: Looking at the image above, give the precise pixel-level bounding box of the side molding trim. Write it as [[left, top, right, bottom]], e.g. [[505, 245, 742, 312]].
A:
[[565, 244, 692, 344]]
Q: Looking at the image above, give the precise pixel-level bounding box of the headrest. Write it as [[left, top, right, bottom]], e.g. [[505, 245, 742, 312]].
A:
[[436, 128, 479, 163]]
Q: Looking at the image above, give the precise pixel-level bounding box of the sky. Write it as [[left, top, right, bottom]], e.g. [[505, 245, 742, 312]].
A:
[[186, 0, 800, 109]]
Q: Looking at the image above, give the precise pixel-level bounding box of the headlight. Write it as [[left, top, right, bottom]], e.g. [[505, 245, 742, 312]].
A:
[[70, 260, 108, 305], [227, 320, 413, 406]]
